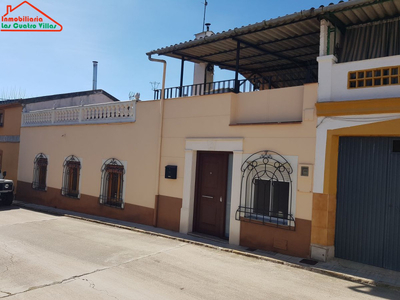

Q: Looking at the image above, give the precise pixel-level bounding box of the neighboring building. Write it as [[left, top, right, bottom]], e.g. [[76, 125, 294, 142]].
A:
[[311, 0, 400, 272], [14, 0, 400, 273], [17, 99, 160, 225], [0, 100, 24, 185], [0, 90, 118, 189]]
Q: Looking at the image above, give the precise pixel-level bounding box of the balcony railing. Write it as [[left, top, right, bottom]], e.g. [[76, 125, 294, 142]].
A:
[[22, 101, 136, 127], [154, 71, 315, 100], [154, 78, 269, 100]]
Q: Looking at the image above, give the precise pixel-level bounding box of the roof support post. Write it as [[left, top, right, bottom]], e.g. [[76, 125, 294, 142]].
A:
[[179, 57, 185, 97], [234, 40, 240, 94]]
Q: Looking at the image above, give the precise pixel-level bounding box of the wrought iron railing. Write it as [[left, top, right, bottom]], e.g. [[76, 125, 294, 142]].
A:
[[154, 70, 316, 100]]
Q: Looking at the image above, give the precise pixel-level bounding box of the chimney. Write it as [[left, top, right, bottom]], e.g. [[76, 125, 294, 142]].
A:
[[193, 25, 214, 92], [92, 61, 98, 90], [6, 5, 11, 14]]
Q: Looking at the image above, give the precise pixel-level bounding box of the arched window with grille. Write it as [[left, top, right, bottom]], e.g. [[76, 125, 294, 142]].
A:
[[32, 153, 48, 191], [236, 150, 295, 229], [62, 155, 81, 198], [99, 158, 125, 208]]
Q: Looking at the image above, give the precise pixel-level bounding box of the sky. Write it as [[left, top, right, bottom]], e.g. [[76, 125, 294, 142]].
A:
[[0, 0, 336, 101]]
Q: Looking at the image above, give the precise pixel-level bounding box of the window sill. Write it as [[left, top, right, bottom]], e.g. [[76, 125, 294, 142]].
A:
[[99, 201, 124, 210], [229, 121, 302, 126], [237, 215, 296, 231], [61, 193, 80, 200], [32, 186, 47, 192], [244, 214, 289, 226]]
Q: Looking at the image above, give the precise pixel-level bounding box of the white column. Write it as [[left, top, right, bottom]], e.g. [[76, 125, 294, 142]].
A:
[[313, 119, 329, 194], [229, 150, 243, 245], [180, 149, 197, 233], [317, 55, 337, 103], [319, 19, 328, 56]]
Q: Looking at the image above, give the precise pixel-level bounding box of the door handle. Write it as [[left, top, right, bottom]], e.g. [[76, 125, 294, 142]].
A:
[[220, 196, 222, 203], [202, 195, 213, 199]]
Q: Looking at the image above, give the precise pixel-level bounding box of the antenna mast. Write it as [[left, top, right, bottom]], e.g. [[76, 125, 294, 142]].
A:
[[202, 1, 208, 32]]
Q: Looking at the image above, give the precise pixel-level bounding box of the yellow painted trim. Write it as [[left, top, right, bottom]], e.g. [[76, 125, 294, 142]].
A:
[[323, 118, 400, 195], [316, 97, 400, 117], [312, 118, 400, 247]]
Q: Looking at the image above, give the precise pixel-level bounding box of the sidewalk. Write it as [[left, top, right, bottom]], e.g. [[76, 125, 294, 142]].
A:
[[12, 200, 400, 291]]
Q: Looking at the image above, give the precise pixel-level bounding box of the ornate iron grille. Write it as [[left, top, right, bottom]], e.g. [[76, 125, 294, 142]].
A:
[[99, 158, 125, 208], [236, 150, 295, 230], [32, 153, 48, 191], [61, 155, 81, 198]]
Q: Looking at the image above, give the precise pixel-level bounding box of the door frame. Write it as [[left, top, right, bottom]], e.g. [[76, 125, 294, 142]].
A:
[[193, 151, 230, 238], [180, 138, 243, 245]]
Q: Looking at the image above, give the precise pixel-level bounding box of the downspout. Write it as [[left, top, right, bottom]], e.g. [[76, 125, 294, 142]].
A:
[[148, 54, 166, 227]]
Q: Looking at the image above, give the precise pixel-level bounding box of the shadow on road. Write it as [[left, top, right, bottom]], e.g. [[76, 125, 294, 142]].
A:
[[0, 204, 21, 211], [348, 284, 400, 299]]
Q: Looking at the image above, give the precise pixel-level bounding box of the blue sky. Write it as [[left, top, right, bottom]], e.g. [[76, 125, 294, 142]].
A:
[[0, 0, 335, 101]]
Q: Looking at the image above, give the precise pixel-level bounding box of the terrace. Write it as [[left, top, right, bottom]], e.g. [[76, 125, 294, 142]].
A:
[[148, 0, 400, 103]]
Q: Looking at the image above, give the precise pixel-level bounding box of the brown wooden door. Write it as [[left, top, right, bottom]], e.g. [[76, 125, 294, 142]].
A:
[[194, 152, 229, 238]]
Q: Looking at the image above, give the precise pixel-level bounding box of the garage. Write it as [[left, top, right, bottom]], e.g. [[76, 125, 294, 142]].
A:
[[336, 137, 400, 271]]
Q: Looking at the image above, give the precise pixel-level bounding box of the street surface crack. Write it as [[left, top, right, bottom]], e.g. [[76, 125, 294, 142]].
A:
[[82, 278, 119, 300], [0, 243, 187, 298], [0, 243, 15, 275]]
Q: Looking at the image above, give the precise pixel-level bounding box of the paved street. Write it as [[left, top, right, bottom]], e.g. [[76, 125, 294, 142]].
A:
[[0, 206, 399, 300]]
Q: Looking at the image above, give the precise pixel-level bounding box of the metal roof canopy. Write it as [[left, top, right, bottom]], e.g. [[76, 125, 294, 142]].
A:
[[147, 0, 400, 88]]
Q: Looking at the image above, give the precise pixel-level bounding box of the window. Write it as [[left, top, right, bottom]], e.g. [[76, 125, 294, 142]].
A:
[[0, 110, 4, 127], [99, 158, 125, 208], [348, 66, 400, 89], [254, 180, 289, 219], [32, 153, 48, 191], [236, 150, 294, 229], [62, 155, 81, 198]]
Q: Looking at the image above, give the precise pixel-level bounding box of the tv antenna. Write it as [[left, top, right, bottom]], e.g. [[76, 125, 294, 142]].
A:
[[202, 1, 208, 32]]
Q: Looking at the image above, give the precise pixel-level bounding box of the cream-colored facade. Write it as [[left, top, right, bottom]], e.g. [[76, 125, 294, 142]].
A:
[[0, 90, 119, 192], [0, 105, 22, 185], [17, 100, 160, 225], [17, 84, 317, 257]]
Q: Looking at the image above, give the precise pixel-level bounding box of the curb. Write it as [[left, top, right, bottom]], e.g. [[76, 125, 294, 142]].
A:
[[13, 201, 400, 292]]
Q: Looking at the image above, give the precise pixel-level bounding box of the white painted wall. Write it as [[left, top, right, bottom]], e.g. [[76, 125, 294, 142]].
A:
[[318, 54, 400, 103], [313, 113, 400, 193]]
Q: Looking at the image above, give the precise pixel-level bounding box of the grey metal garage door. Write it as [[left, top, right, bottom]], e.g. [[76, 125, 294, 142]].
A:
[[336, 137, 400, 271]]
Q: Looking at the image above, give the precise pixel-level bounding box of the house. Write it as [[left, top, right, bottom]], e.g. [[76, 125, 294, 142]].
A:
[[311, 0, 400, 272], [0, 90, 118, 188], [15, 0, 400, 272]]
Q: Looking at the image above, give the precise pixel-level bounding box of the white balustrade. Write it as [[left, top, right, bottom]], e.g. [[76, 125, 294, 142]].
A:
[[22, 101, 136, 127]]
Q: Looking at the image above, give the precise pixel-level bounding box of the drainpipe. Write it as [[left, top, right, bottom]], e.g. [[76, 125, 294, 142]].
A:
[[147, 54, 167, 227]]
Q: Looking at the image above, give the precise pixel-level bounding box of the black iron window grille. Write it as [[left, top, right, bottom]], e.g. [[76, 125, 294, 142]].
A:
[[32, 153, 48, 191], [99, 158, 125, 209], [236, 150, 295, 230], [61, 155, 81, 198]]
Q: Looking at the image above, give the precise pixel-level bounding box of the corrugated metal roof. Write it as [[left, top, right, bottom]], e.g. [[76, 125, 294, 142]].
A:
[[147, 0, 400, 88]]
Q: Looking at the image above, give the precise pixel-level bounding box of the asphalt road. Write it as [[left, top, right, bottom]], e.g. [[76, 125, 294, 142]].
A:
[[0, 206, 399, 300]]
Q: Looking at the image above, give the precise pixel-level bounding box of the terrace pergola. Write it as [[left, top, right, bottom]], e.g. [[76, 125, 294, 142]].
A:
[[147, 0, 400, 99]]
